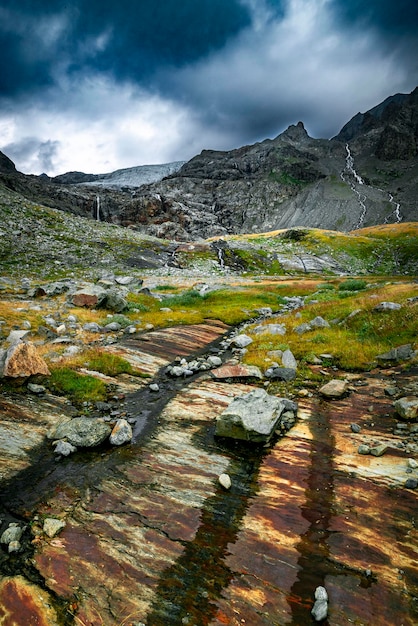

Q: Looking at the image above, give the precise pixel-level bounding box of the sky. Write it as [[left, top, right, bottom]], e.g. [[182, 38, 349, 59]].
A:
[[0, 0, 417, 176]]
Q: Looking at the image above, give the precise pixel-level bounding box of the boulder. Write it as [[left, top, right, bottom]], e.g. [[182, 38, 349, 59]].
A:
[[310, 316, 330, 329], [319, 379, 348, 398], [282, 348, 297, 369], [52, 417, 111, 447], [376, 344, 414, 362], [393, 396, 418, 420], [253, 323, 286, 336], [373, 301, 401, 312], [230, 334, 253, 348], [71, 284, 107, 308], [264, 366, 296, 381], [102, 287, 128, 313], [294, 322, 311, 335], [0, 342, 50, 378], [215, 388, 291, 442]]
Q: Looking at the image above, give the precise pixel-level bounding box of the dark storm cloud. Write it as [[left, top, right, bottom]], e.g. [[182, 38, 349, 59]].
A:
[[332, 0, 418, 36], [1, 0, 418, 175], [0, 0, 251, 96]]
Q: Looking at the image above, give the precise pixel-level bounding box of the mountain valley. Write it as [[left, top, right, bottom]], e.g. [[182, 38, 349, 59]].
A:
[[0, 89, 417, 626]]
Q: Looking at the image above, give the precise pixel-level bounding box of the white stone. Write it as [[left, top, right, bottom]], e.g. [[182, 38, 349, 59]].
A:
[[43, 518, 66, 538], [218, 473, 232, 490]]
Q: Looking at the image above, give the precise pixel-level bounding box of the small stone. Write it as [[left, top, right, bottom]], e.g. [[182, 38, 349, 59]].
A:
[[218, 473, 232, 490], [54, 440, 77, 456], [294, 322, 311, 335], [109, 419, 133, 445], [149, 383, 160, 392], [311, 599, 328, 622], [358, 444, 371, 455], [319, 379, 348, 399], [310, 316, 330, 329], [404, 478, 418, 489], [206, 355, 222, 367], [8, 540, 21, 553], [27, 383, 46, 395], [43, 518, 66, 538], [370, 444, 388, 457], [407, 458, 418, 469], [350, 423, 361, 433], [314, 586, 328, 601]]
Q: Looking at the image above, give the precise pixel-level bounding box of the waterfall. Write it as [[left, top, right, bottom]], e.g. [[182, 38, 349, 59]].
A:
[[96, 195, 100, 221], [340, 144, 367, 229], [218, 248, 225, 269], [384, 193, 403, 224]]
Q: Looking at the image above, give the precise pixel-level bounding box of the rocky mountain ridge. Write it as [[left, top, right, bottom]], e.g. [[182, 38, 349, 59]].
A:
[[0, 88, 417, 240]]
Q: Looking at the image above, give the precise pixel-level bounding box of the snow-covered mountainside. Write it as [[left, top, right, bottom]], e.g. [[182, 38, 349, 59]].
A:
[[79, 161, 186, 189]]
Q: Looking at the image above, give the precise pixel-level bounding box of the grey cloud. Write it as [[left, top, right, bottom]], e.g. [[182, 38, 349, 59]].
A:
[[4, 137, 60, 174]]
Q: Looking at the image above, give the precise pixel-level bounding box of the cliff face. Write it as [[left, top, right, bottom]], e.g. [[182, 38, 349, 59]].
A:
[[1, 88, 417, 240]]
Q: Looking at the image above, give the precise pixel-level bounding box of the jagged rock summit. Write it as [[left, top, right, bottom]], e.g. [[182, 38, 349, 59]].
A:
[[1, 87, 417, 240]]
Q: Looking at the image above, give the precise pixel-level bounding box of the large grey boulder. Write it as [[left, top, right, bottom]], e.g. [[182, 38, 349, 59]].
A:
[[71, 284, 108, 308], [215, 388, 293, 442], [52, 417, 111, 447]]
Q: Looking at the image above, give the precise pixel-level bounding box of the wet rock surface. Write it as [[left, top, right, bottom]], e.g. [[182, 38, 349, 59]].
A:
[[0, 323, 417, 625]]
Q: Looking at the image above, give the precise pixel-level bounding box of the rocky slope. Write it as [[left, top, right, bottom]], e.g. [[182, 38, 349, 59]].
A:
[[1, 88, 417, 241]]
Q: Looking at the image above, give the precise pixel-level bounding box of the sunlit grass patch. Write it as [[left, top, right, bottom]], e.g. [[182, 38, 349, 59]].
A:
[[57, 347, 145, 377], [243, 281, 418, 371], [48, 367, 107, 404]]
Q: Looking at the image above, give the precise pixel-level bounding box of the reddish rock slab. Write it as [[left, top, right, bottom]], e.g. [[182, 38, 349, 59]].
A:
[[211, 363, 263, 380], [124, 321, 229, 360], [0, 576, 59, 625]]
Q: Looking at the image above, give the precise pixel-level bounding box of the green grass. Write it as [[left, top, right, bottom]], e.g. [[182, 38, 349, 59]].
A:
[[338, 279, 367, 291], [243, 281, 418, 371], [48, 368, 107, 404]]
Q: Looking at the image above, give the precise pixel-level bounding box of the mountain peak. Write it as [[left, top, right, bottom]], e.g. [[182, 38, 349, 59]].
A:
[[279, 121, 309, 141]]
